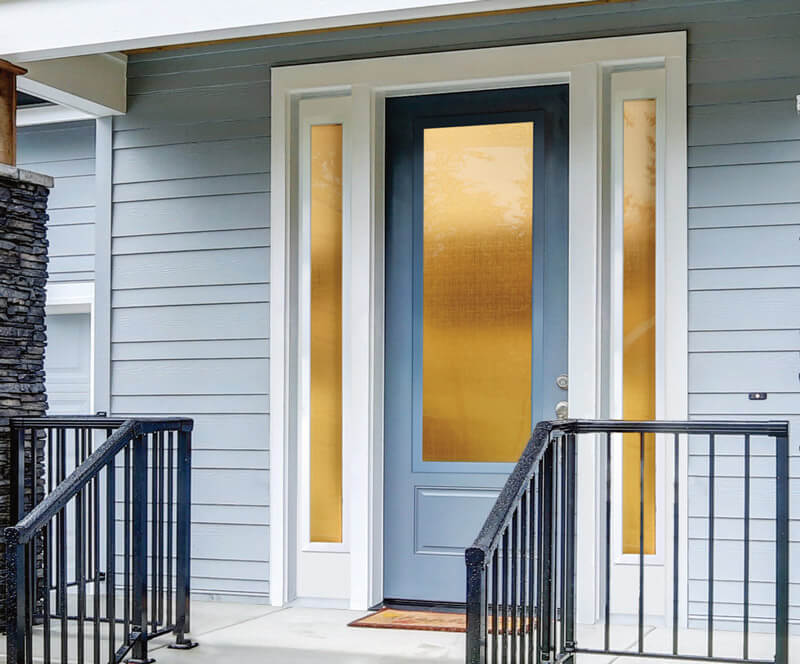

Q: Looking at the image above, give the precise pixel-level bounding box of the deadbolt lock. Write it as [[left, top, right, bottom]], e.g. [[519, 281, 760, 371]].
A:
[[556, 374, 568, 390]]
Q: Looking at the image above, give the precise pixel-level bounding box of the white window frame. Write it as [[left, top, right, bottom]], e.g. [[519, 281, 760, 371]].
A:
[[45, 281, 96, 413], [297, 96, 353, 554], [609, 68, 667, 568], [270, 32, 688, 619]]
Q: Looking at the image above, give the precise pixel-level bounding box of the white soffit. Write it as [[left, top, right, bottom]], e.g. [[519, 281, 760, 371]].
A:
[[1, 0, 619, 61]]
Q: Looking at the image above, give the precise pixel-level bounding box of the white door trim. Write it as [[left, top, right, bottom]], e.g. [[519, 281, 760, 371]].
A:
[[269, 31, 688, 617]]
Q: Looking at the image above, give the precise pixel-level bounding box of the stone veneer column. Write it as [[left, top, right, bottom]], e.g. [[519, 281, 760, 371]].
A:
[[0, 163, 53, 628]]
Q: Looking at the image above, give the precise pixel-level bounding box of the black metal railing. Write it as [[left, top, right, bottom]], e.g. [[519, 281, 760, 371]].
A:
[[465, 419, 790, 664], [5, 416, 197, 664]]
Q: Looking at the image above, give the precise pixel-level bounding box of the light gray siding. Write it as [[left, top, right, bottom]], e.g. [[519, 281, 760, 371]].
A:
[[17, 121, 96, 284], [120, 0, 800, 603]]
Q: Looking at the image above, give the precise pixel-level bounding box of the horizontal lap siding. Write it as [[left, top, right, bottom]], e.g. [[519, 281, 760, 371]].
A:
[[122, 0, 800, 603], [111, 60, 270, 598], [17, 122, 96, 284], [683, 1, 800, 626]]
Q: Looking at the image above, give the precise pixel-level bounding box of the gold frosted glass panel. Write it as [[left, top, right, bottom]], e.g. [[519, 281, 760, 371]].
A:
[[422, 122, 533, 463], [309, 124, 343, 543], [621, 99, 657, 555]]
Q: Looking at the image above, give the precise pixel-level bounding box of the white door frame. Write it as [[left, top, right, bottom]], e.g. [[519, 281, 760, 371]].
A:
[[269, 31, 688, 618]]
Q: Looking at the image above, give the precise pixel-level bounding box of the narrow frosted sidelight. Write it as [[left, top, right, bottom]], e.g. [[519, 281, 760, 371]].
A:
[[622, 99, 657, 555], [309, 124, 343, 543]]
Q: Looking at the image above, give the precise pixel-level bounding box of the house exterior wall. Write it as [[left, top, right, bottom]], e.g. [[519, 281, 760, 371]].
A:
[[17, 121, 96, 285], [46, 0, 794, 607]]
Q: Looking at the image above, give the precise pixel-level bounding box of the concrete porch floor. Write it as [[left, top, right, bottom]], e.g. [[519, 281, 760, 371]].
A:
[[2, 599, 795, 663], [144, 601, 798, 664]]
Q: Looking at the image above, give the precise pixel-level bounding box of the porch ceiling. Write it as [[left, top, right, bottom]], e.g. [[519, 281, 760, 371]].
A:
[[0, 0, 630, 61]]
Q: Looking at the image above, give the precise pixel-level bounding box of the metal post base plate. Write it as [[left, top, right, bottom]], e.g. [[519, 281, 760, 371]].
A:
[[168, 639, 199, 650]]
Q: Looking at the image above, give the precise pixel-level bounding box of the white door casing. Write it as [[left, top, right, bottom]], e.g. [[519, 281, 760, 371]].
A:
[[269, 32, 688, 618]]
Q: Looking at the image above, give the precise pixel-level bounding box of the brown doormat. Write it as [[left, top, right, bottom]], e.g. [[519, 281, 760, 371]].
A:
[[349, 608, 466, 633], [349, 608, 534, 634]]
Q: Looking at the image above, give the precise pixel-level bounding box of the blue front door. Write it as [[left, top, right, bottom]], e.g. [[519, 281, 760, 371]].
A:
[[383, 85, 569, 603]]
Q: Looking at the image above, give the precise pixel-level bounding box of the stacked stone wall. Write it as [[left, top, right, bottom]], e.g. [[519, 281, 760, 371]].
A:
[[0, 165, 52, 628]]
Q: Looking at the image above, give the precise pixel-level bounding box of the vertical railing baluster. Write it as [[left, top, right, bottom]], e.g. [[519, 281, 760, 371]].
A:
[[742, 433, 750, 661], [58, 432, 67, 664], [152, 433, 159, 632], [158, 431, 166, 627], [538, 443, 554, 664], [775, 430, 789, 664], [638, 431, 645, 653], [167, 430, 174, 628], [527, 475, 536, 664], [672, 432, 680, 656], [11, 424, 25, 530], [492, 548, 499, 664], [76, 485, 85, 664], [131, 431, 150, 663], [604, 431, 611, 652], [564, 433, 576, 658], [559, 435, 566, 657], [501, 528, 509, 664], [25, 541, 33, 664], [124, 442, 131, 642], [93, 470, 101, 663], [107, 456, 117, 664], [42, 503, 51, 664], [511, 509, 518, 664], [707, 433, 715, 658], [519, 492, 527, 664]]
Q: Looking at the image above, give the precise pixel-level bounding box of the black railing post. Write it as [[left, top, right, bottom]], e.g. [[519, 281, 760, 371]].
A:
[[774, 430, 789, 664], [130, 431, 152, 664], [466, 547, 487, 664], [171, 426, 197, 649], [5, 528, 25, 664]]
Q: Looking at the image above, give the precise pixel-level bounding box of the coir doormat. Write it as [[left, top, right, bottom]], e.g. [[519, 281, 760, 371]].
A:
[[349, 608, 534, 634]]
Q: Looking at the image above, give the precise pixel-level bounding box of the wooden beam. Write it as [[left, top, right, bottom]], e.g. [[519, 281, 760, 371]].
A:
[[0, 59, 27, 166]]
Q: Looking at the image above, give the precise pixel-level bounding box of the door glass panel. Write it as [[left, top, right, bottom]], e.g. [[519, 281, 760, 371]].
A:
[[422, 122, 533, 463], [621, 99, 656, 555], [309, 123, 343, 543]]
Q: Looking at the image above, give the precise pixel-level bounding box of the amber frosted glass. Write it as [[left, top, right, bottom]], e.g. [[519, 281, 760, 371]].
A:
[[309, 124, 343, 543], [422, 122, 533, 463], [621, 99, 657, 555]]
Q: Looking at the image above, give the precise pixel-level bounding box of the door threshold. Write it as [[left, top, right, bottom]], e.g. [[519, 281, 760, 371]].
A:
[[375, 598, 466, 613]]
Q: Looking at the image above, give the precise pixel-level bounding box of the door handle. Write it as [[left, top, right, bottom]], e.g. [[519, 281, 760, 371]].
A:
[[555, 401, 569, 420]]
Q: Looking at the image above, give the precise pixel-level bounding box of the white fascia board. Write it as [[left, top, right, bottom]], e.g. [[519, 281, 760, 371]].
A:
[[16, 53, 127, 116], [3, 0, 603, 61]]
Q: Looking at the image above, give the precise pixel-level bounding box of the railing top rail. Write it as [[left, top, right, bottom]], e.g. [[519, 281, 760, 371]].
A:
[[467, 418, 789, 562], [10, 415, 193, 432], [568, 419, 789, 436], [5, 417, 193, 543], [467, 421, 558, 561]]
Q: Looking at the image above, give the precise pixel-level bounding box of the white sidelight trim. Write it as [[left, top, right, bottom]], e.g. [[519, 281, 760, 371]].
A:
[[15, 54, 127, 117], [45, 282, 96, 413], [609, 68, 667, 569], [296, 96, 353, 555], [270, 31, 688, 616], [3, 1, 623, 61]]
